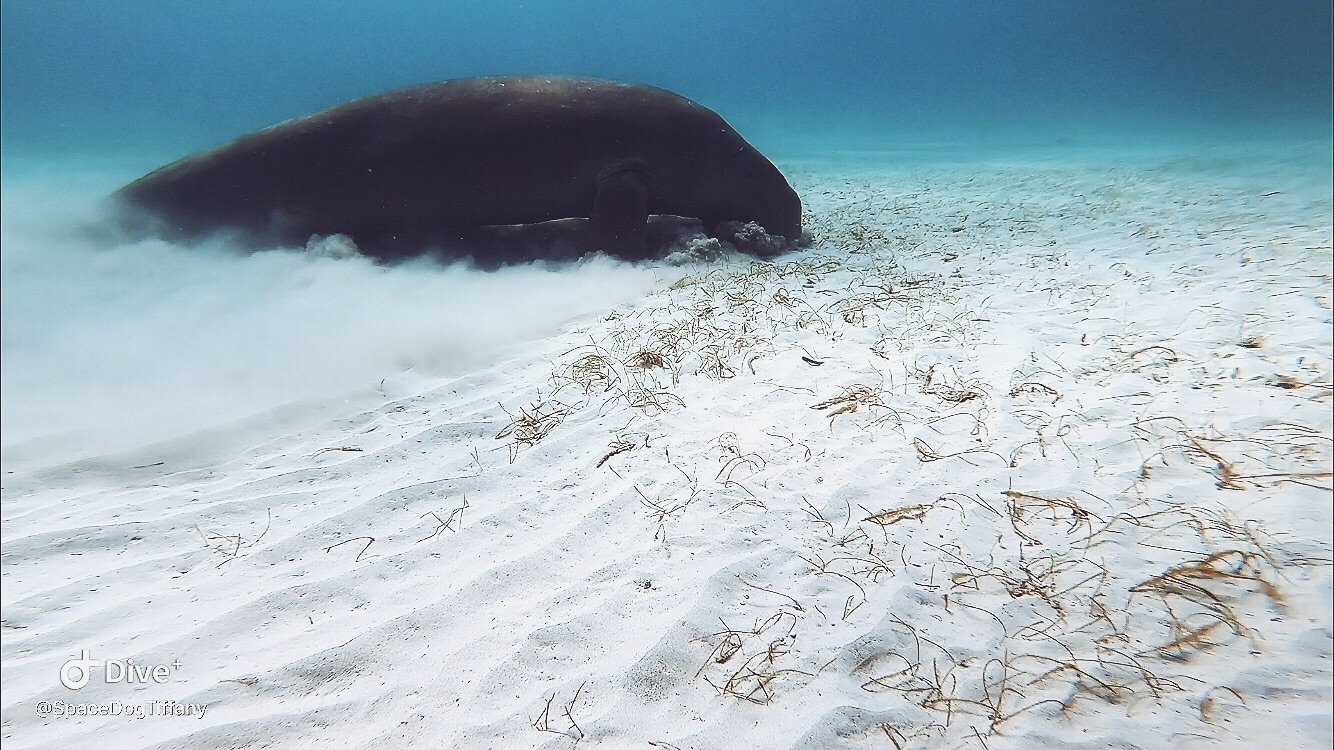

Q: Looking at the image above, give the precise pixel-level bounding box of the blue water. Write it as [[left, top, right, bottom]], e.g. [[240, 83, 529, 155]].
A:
[[3, 0, 1331, 160], [2, 1, 1331, 458]]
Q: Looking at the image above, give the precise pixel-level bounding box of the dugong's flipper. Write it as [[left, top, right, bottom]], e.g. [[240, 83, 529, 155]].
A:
[[590, 160, 651, 259]]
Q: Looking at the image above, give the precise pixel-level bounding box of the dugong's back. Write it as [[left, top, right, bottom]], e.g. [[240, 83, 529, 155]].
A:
[[116, 76, 802, 256]]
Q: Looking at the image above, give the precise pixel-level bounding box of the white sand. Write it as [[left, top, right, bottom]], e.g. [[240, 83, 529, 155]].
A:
[[3, 140, 1331, 749]]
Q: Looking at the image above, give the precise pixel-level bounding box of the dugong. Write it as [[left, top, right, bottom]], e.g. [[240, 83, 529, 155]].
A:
[[115, 76, 803, 265]]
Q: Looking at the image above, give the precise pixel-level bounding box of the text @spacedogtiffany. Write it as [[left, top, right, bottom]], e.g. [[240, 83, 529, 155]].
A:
[[35, 650, 207, 720], [36, 700, 207, 720]]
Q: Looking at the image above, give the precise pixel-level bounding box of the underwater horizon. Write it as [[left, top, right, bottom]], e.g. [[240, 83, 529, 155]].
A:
[[2, 0, 1331, 164]]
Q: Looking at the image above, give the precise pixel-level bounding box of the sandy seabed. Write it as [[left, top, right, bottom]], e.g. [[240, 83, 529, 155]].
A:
[[3, 140, 1331, 749]]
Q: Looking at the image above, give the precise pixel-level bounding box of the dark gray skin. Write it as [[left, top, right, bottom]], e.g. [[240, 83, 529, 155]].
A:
[[115, 76, 803, 265]]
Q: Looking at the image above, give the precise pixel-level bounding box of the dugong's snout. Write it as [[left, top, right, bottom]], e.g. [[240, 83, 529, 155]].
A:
[[733, 153, 803, 243], [763, 180, 804, 242], [731, 180, 801, 249]]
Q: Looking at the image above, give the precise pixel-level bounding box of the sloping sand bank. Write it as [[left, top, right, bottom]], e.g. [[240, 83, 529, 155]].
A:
[[3, 141, 1331, 749]]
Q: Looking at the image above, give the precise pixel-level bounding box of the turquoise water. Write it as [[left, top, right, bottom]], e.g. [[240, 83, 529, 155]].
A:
[[3, 1, 1331, 161], [1, 1, 1330, 456]]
